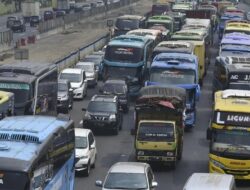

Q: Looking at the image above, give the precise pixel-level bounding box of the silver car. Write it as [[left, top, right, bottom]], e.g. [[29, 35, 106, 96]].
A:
[[96, 162, 158, 190], [75, 62, 98, 87]]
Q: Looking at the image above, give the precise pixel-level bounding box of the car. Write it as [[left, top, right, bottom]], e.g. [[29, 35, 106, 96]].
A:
[[75, 128, 97, 177], [81, 54, 104, 79], [75, 62, 98, 87], [11, 19, 26, 32], [55, 10, 66, 18], [59, 68, 87, 99], [81, 3, 92, 11], [57, 79, 73, 113], [95, 162, 158, 190], [96, 1, 105, 7], [44, 10, 54, 21], [6, 16, 18, 28], [82, 94, 123, 135], [30, 15, 42, 27], [183, 173, 235, 190], [100, 79, 129, 113]]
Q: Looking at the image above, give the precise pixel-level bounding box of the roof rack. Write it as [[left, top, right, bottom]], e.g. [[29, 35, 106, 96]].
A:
[[222, 89, 250, 99]]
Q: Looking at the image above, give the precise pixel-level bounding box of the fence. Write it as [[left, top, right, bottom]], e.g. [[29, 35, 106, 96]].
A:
[[39, 0, 140, 34], [54, 33, 109, 72]]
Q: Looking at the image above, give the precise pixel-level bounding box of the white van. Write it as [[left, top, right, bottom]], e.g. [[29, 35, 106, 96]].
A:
[[59, 68, 87, 99], [183, 173, 236, 190]]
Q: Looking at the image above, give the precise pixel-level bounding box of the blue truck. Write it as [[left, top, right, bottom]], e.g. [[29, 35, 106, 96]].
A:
[[146, 53, 200, 129]]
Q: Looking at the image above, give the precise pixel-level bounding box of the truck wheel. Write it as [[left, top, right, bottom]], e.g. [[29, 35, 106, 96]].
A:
[[170, 160, 176, 170], [113, 127, 119, 135], [177, 141, 183, 161]]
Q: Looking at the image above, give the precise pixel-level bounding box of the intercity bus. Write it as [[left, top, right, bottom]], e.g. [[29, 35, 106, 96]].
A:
[[0, 115, 75, 190]]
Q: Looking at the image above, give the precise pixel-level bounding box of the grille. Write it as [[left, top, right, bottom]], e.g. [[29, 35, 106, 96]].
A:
[[90, 115, 108, 121], [143, 150, 169, 157], [225, 169, 250, 176]]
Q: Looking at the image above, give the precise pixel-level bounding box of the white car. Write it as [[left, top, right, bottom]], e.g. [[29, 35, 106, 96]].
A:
[[75, 62, 98, 86], [75, 128, 97, 176], [59, 68, 87, 99], [96, 162, 158, 190]]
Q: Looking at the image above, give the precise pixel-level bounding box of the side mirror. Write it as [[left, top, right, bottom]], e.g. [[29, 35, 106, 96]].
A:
[[95, 180, 103, 187], [107, 19, 114, 27], [90, 144, 95, 150], [82, 108, 86, 111], [69, 88, 73, 92], [207, 128, 212, 140], [196, 85, 201, 101], [151, 181, 158, 188]]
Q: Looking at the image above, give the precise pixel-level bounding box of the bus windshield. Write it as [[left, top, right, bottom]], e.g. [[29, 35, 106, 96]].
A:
[[0, 82, 30, 104], [115, 19, 139, 30], [225, 30, 250, 35], [137, 122, 175, 142], [104, 66, 140, 80], [105, 46, 143, 63], [212, 130, 250, 156], [0, 171, 28, 190], [150, 68, 196, 85]]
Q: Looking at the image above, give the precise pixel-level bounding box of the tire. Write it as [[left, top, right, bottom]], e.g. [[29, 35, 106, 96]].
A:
[[91, 154, 96, 168], [83, 162, 90, 177], [177, 140, 183, 161]]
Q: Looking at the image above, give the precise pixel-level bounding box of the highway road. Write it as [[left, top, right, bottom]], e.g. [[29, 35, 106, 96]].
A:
[[69, 2, 250, 190]]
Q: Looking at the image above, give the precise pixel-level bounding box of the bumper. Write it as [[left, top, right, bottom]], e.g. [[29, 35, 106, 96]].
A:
[[75, 158, 89, 171], [73, 90, 83, 99], [87, 78, 96, 86], [209, 160, 250, 180], [137, 156, 176, 162], [83, 120, 118, 130], [57, 100, 68, 109]]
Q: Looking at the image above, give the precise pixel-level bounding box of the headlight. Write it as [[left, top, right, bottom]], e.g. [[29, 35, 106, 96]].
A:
[[210, 159, 225, 169], [84, 112, 91, 119], [137, 151, 144, 156], [60, 94, 68, 101], [109, 114, 116, 121], [166, 152, 174, 156], [80, 155, 88, 159]]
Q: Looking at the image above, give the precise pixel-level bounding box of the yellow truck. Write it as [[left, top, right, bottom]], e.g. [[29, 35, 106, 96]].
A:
[[0, 91, 14, 119], [207, 89, 250, 180], [133, 86, 186, 169]]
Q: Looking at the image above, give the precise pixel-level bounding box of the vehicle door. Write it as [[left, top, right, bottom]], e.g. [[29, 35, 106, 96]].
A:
[[88, 132, 96, 165], [68, 82, 74, 106]]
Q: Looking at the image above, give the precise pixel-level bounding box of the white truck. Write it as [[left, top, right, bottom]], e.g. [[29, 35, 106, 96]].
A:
[[53, 0, 71, 13], [21, 1, 40, 22]]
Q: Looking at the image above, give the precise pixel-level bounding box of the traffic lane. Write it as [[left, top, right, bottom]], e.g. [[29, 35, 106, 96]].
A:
[[71, 84, 135, 190]]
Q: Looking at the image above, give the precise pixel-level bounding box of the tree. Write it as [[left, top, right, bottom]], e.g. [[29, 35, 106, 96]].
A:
[[2, 0, 25, 12]]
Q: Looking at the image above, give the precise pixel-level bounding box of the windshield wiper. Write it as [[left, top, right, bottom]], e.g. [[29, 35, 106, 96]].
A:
[[222, 144, 248, 155]]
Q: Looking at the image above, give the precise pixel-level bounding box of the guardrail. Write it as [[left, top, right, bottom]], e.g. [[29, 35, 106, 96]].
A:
[[54, 33, 109, 72], [39, 0, 140, 34]]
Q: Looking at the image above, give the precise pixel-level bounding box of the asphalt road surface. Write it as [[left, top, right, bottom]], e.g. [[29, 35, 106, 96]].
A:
[[69, 2, 250, 190]]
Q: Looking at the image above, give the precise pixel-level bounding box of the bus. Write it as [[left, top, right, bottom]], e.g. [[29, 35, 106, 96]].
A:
[[207, 90, 250, 180], [0, 62, 57, 115], [146, 15, 174, 35], [213, 57, 250, 94], [0, 115, 75, 190], [102, 35, 154, 96]]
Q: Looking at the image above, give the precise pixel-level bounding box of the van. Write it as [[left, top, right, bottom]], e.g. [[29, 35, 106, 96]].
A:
[[183, 173, 236, 190], [59, 68, 87, 99]]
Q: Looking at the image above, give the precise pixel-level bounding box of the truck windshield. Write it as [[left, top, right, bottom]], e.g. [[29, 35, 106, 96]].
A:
[[0, 171, 29, 190], [105, 46, 143, 63], [150, 68, 196, 85], [224, 30, 250, 35], [137, 122, 175, 142], [228, 83, 250, 90], [115, 19, 140, 30], [0, 82, 30, 104], [211, 130, 250, 156]]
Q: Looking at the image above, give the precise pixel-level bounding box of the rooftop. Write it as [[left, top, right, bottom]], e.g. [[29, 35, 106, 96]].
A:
[[109, 162, 148, 174]]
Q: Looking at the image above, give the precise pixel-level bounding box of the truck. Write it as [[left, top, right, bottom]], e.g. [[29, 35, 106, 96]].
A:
[[21, 1, 40, 23], [146, 53, 200, 129], [134, 86, 186, 169], [52, 0, 71, 13]]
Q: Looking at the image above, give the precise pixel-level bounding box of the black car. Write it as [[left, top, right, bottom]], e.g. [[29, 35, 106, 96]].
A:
[[44, 10, 54, 21], [30, 16, 42, 27], [100, 79, 129, 113], [55, 10, 66, 18], [82, 95, 123, 135], [57, 79, 73, 113], [11, 19, 26, 32], [6, 16, 18, 28]]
